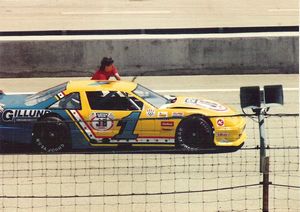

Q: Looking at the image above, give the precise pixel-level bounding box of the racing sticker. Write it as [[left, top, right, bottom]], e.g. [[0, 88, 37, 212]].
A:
[[216, 118, 225, 127], [56, 92, 65, 99], [89, 112, 114, 131], [146, 108, 155, 117], [185, 98, 228, 112], [161, 121, 174, 127], [1, 109, 51, 122], [216, 132, 230, 137], [158, 111, 168, 118], [172, 112, 184, 117]]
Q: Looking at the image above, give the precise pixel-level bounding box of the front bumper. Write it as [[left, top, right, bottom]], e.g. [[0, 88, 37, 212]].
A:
[[214, 118, 247, 147]]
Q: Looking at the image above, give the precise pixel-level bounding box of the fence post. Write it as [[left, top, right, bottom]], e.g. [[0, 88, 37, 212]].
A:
[[256, 108, 270, 211], [262, 157, 270, 212]]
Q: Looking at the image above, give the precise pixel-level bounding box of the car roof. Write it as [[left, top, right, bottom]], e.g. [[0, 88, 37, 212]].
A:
[[66, 80, 137, 93]]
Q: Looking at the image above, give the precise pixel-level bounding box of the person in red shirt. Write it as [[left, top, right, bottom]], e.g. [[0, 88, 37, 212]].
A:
[[91, 57, 121, 80]]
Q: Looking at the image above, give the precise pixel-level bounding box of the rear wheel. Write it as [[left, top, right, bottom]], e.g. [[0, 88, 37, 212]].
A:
[[176, 115, 214, 151], [32, 116, 70, 153]]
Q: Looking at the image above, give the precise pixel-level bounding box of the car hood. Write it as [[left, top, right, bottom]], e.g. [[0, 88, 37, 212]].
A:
[[160, 96, 236, 114]]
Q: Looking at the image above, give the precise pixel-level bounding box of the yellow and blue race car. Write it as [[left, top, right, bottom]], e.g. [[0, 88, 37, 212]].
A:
[[0, 80, 246, 152]]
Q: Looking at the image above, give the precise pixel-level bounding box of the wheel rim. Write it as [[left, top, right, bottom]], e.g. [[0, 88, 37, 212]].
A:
[[179, 117, 213, 149], [43, 122, 61, 147]]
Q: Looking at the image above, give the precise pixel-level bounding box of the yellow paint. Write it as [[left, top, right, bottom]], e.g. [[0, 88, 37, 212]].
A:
[[62, 80, 247, 148]]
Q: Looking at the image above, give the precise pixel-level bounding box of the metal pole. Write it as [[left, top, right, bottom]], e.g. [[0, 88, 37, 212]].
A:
[[258, 109, 267, 173], [262, 157, 270, 212], [257, 108, 269, 212]]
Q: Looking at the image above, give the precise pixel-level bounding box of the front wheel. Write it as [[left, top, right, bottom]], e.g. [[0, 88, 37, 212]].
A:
[[32, 116, 70, 153], [176, 116, 214, 151]]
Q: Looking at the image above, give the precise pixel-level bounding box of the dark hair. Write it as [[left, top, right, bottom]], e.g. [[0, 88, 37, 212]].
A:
[[99, 57, 114, 70]]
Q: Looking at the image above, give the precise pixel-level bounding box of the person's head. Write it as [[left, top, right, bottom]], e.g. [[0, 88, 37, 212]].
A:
[[100, 57, 114, 72]]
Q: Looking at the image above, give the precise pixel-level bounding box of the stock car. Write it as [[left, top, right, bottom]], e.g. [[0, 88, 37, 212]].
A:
[[0, 80, 246, 152]]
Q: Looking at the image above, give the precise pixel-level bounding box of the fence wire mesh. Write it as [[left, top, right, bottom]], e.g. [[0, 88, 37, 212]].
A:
[[0, 113, 299, 212]]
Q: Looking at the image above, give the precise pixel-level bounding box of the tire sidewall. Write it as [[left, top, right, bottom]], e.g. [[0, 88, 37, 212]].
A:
[[176, 115, 214, 151], [33, 116, 70, 153]]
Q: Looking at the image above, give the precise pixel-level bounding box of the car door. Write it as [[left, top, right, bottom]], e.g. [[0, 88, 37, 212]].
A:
[[83, 90, 156, 145]]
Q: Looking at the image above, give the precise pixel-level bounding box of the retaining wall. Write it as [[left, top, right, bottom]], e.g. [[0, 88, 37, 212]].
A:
[[0, 33, 298, 77]]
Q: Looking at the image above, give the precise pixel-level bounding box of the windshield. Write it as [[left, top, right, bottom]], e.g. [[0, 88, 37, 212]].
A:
[[25, 82, 68, 106], [133, 84, 169, 108]]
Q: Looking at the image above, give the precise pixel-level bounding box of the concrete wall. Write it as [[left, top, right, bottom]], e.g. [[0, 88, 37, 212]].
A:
[[0, 33, 298, 77]]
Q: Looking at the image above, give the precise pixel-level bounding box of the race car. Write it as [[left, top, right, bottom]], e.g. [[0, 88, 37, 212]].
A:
[[0, 80, 246, 152]]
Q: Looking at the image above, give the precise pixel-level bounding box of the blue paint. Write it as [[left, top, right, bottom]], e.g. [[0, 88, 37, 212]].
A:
[[113, 112, 141, 140]]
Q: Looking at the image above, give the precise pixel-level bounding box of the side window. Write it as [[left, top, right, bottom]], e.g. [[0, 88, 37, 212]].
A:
[[129, 96, 144, 109], [49, 92, 81, 110], [86, 91, 142, 111]]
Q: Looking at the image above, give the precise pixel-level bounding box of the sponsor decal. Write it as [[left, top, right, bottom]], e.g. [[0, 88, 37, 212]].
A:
[[146, 108, 155, 117], [216, 118, 225, 127], [219, 139, 230, 143], [90, 112, 114, 131], [56, 92, 65, 99], [161, 121, 174, 127], [1, 109, 50, 122], [158, 111, 168, 118], [216, 132, 230, 137], [185, 98, 228, 111], [172, 112, 184, 117]]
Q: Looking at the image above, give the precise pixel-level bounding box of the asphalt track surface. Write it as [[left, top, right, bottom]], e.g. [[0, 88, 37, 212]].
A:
[[0, 75, 299, 211], [0, 0, 298, 31]]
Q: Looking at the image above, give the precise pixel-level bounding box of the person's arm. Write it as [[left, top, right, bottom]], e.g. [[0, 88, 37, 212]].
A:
[[112, 65, 121, 80], [114, 73, 121, 80]]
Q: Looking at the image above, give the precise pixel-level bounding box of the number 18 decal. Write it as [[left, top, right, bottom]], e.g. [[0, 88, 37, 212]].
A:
[[113, 112, 141, 140]]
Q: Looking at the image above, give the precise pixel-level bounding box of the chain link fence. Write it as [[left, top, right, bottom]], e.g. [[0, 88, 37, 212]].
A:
[[0, 113, 299, 211]]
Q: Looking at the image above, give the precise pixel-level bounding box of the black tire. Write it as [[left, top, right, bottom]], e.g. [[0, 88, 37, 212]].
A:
[[32, 116, 70, 153], [176, 115, 214, 151]]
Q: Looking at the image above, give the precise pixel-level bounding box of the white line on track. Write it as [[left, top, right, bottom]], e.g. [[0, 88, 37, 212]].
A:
[[5, 87, 298, 95], [0, 32, 298, 42], [62, 10, 171, 15]]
